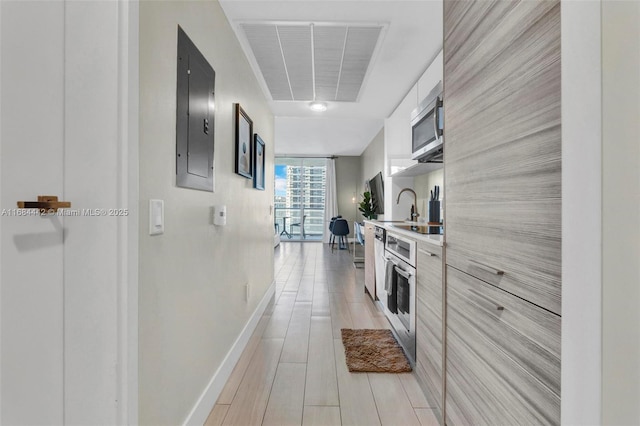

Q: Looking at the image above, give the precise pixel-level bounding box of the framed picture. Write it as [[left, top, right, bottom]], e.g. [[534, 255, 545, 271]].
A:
[[254, 134, 265, 190], [235, 103, 253, 179]]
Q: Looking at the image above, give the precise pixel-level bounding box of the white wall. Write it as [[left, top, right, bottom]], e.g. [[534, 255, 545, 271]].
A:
[[602, 1, 640, 423], [335, 156, 362, 234], [361, 128, 385, 188], [564, 5, 640, 423], [139, 1, 274, 424], [413, 169, 443, 221], [561, 2, 602, 424], [360, 128, 385, 219], [64, 2, 138, 422]]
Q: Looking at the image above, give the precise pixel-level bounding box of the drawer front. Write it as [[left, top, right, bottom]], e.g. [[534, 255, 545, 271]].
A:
[[444, 0, 561, 315], [445, 215, 561, 315], [446, 266, 560, 426], [415, 243, 443, 414]]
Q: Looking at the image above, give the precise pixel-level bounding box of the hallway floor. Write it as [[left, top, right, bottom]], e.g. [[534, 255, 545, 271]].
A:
[[206, 242, 439, 426]]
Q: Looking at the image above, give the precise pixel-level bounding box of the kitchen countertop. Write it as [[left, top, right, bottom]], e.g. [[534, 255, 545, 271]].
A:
[[364, 219, 444, 247]]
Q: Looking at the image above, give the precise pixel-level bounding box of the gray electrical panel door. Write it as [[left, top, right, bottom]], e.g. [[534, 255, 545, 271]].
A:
[[176, 26, 215, 191]]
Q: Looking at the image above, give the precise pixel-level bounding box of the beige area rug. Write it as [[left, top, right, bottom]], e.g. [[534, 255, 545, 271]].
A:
[[340, 328, 412, 373]]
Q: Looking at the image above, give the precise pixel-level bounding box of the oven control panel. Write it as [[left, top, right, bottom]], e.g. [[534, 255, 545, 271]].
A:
[[385, 232, 417, 267]]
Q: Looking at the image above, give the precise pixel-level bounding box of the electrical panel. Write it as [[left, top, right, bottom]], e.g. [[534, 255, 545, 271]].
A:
[[176, 26, 215, 191]]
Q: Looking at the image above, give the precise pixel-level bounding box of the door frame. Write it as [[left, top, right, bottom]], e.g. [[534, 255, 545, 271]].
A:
[[118, 1, 139, 423]]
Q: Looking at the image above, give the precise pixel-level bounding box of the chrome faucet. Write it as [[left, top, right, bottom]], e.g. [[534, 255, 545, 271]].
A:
[[397, 188, 419, 223]]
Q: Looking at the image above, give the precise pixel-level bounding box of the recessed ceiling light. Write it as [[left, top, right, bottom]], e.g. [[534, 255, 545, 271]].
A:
[[309, 101, 327, 112]]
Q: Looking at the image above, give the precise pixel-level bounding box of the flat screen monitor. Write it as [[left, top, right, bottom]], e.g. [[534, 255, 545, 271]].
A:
[[368, 172, 385, 215]]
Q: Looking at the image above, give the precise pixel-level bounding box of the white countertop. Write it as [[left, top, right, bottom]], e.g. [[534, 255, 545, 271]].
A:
[[364, 219, 444, 247]]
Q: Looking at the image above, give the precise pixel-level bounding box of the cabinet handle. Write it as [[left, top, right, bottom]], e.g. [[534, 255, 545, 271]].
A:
[[469, 259, 504, 275], [468, 288, 505, 311], [418, 248, 436, 257]]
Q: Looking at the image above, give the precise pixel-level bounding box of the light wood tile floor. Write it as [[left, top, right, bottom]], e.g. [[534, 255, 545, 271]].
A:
[[206, 242, 437, 426]]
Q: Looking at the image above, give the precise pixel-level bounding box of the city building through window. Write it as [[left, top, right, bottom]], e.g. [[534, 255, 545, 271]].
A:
[[274, 157, 327, 241]]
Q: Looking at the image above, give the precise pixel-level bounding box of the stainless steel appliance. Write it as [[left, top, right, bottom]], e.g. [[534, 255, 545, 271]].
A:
[[383, 231, 417, 363], [411, 81, 443, 163]]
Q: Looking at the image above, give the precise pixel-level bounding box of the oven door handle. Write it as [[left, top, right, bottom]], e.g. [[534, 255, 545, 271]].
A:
[[394, 265, 413, 279], [385, 256, 398, 266]]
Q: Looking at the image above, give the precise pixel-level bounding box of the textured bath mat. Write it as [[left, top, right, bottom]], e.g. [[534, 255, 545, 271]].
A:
[[340, 328, 412, 373]]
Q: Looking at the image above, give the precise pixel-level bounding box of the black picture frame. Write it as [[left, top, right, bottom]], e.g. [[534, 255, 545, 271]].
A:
[[235, 103, 253, 179], [254, 134, 265, 190]]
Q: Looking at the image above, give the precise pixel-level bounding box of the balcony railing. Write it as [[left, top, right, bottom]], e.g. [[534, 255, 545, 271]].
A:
[[275, 207, 325, 240]]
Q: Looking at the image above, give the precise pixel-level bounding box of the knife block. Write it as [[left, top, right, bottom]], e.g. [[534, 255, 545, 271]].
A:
[[428, 200, 441, 234]]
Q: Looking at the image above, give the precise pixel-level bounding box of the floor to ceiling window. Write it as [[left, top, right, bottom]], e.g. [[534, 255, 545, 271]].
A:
[[274, 157, 327, 241]]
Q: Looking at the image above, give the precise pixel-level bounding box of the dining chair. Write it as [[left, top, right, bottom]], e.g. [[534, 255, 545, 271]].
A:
[[331, 219, 350, 252], [328, 215, 342, 245]]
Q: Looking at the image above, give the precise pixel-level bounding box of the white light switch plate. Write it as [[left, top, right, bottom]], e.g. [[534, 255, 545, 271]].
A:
[[149, 199, 164, 235]]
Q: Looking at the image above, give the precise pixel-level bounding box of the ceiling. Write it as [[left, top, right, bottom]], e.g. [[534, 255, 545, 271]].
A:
[[219, 0, 443, 156]]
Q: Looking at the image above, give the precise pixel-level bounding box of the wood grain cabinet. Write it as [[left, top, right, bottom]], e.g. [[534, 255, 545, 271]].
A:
[[443, 0, 562, 424], [446, 267, 560, 425], [444, 0, 562, 316], [364, 222, 376, 299], [415, 243, 444, 421]]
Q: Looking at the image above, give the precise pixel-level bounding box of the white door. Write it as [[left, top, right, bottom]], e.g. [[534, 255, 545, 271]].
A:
[[0, 1, 137, 423], [1, 2, 66, 422]]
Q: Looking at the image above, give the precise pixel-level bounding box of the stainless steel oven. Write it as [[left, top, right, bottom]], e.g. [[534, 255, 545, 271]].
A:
[[383, 232, 416, 363]]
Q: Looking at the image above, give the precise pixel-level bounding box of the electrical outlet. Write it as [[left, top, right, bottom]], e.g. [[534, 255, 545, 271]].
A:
[[245, 284, 250, 302]]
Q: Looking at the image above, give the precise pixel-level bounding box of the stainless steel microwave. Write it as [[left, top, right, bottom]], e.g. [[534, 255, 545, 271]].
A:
[[411, 81, 443, 162]]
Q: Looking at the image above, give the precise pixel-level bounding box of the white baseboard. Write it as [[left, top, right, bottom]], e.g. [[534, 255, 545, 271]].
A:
[[182, 280, 276, 425]]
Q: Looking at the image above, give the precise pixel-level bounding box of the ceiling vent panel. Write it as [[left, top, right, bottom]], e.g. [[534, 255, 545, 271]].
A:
[[240, 22, 383, 102], [313, 26, 347, 101], [336, 27, 381, 102], [277, 25, 314, 101], [242, 24, 293, 100]]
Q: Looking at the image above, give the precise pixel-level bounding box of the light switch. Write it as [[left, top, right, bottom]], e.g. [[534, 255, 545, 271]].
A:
[[213, 205, 226, 226], [149, 199, 164, 235]]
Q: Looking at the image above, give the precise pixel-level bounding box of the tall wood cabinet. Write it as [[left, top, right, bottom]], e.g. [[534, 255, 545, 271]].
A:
[[443, 0, 562, 424]]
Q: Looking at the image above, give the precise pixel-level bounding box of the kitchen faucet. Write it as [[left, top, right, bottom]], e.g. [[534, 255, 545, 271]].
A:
[[397, 188, 419, 224]]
